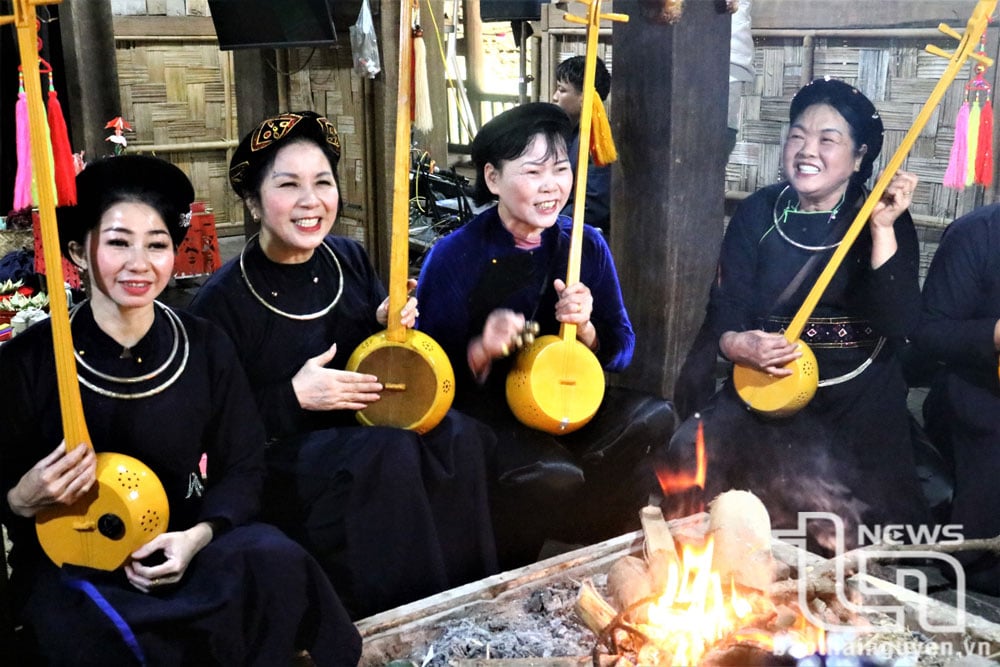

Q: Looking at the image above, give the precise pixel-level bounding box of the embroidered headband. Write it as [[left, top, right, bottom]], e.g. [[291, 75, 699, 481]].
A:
[[229, 111, 342, 198]]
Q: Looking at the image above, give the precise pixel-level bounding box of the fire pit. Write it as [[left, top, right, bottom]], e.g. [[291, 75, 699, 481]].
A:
[[358, 496, 1000, 666]]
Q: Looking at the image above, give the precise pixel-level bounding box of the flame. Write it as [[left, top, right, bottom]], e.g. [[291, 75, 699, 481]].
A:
[[632, 536, 825, 665], [655, 419, 707, 495]]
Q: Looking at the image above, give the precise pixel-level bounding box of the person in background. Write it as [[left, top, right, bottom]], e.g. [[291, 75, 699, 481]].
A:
[[0, 155, 360, 665], [663, 78, 928, 550], [189, 111, 497, 619], [912, 203, 1000, 595], [552, 55, 612, 236], [416, 103, 675, 570], [727, 0, 754, 156]]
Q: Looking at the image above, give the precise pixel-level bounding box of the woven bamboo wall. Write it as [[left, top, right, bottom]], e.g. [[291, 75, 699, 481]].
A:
[[114, 39, 240, 231], [286, 46, 370, 246], [109, 1, 368, 241]]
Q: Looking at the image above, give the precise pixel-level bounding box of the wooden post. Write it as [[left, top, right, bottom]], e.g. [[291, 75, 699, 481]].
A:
[[48, 2, 121, 166], [232, 50, 280, 238], [610, 0, 731, 399]]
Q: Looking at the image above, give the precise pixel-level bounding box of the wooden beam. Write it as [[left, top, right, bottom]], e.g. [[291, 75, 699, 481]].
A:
[[752, 0, 981, 30], [610, 0, 731, 399], [111, 15, 217, 37]]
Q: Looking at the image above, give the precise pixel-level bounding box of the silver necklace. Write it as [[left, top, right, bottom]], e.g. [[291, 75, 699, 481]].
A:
[[72, 300, 178, 383], [239, 234, 344, 321], [74, 302, 190, 400], [772, 185, 846, 252]]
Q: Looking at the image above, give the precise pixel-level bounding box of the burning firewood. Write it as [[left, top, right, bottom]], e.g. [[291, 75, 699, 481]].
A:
[[639, 504, 678, 593], [708, 490, 776, 592]]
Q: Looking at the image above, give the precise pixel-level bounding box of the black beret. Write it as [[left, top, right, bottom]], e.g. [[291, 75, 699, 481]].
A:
[[58, 155, 195, 257], [229, 111, 342, 198], [789, 77, 884, 183]]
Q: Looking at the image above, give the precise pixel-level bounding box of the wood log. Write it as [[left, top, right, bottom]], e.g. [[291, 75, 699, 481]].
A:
[[605, 556, 654, 621], [575, 578, 618, 636], [639, 505, 678, 592], [708, 490, 776, 592]]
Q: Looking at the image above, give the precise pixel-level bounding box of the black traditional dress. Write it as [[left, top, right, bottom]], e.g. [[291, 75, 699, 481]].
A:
[[0, 303, 360, 666], [667, 182, 929, 549], [416, 207, 675, 569], [913, 203, 1000, 594], [189, 235, 498, 618]]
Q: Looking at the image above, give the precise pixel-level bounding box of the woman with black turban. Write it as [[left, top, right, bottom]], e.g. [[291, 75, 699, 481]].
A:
[[666, 78, 929, 549], [0, 155, 360, 665], [189, 111, 498, 618]]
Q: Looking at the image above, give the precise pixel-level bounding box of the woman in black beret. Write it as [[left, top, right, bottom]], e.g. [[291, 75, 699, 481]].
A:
[[415, 103, 676, 570], [0, 155, 361, 665], [189, 111, 498, 618], [668, 78, 930, 549]]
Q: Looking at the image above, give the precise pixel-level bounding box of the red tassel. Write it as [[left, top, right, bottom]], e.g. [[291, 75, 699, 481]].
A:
[[944, 100, 970, 190], [976, 97, 993, 186], [47, 79, 77, 206], [14, 86, 34, 210]]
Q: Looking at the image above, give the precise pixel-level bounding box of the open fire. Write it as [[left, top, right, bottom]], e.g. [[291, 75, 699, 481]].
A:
[[574, 424, 842, 666]]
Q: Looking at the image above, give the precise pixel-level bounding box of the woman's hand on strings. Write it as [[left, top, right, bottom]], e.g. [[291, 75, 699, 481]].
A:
[[376, 279, 419, 328], [720, 330, 801, 376], [292, 343, 383, 411], [6, 441, 97, 518]]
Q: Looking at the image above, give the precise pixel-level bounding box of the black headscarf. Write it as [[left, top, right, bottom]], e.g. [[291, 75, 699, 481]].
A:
[[789, 77, 884, 184], [57, 155, 195, 259], [229, 110, 342, 200]]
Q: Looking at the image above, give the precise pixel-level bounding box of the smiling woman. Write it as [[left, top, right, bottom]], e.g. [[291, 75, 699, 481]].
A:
[[0, 155, 360, 665], [663, 78, 929, 551]]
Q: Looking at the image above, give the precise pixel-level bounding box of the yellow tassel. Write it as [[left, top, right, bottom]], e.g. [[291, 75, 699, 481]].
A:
[[590, 94, 617, 166], [413, 27, 434, 133]]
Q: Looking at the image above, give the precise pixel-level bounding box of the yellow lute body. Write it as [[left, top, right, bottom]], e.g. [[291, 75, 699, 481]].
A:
[[732, 342, 817, 418], [506, 334, 605, 434], [347, 329, 454, 434], [36, 453, 170, 571]]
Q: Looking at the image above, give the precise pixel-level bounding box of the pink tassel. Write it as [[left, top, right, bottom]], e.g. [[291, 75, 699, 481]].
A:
[[47, 79, 77, 206], [944, 101, 970, 190], [966, 97, 981, 187], [13, 86, 34, 210], [976, 97, 994, 186]]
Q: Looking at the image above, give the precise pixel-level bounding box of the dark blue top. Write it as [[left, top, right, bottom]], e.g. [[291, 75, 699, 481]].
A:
[[416, 205, 633, 398]]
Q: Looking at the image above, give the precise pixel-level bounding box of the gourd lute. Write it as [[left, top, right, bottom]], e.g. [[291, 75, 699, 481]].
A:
[[5, 0, 169, 571], [505, 0, 627, 435], [346, 0, 455, 433]]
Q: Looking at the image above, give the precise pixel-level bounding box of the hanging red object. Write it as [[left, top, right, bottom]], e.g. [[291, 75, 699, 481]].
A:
[[47, 73, 77, 206]]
